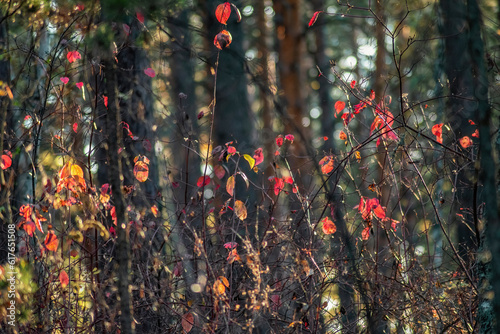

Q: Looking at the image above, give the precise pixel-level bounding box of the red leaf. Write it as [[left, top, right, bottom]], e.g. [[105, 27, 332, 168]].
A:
[[215, 2, 231, 24], [59, 270, 69, 288], [103, 95, 108, 108], [361, 227, 370, 240], [67, 50, 81, 63], [321, 217, 336, 235], [197, 176, 210, 187], [373, 204, 386, 219], [22, 221, 36, 237], [214, 165, 226, 179], [73, 122, 78, 133], [76, 82, 83, 89], [350, 80, 356, 88], [224, 241, 238, 249], [459, 136, 472, 148], [60, 77, 69, 85], [1, 152, 12, 169], [44, 232, 59, 252], [432, 123, 443, 144], [472, 129, 479, 138], [144, 68, 156, 78], [253, 148, 264, 166], [136, 11, 145, 24], [151, 205, 158, 217], [273, 177, 285, 196], [227, 146, 236, 154], [214, 30, 232, 50], [308, 11, 322, 27], [75, 4, 84, 11], [276, 135, 284, 147], [285, 134, 294, 143], [334, 101, 345, 116], [369, 89, 375, 100]]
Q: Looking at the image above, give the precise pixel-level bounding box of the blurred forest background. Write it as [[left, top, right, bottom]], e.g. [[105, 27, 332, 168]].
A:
[[1, 0, 500, 333]]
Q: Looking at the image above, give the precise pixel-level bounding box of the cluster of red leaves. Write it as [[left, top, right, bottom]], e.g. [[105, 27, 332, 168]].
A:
[[370, 110, 398, 147], [319, 155, 334, 174], [18, 204, 58, 252], [355, 196, 400, 240], [269, 176, 295, 196]]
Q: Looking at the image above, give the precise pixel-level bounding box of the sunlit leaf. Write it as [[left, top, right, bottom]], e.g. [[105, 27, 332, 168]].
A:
[[432, 123, 443, 144], [276, 135, 284, 147], [60, 77, 69, 85], [285, 134, 294, 143], [76, 82, 83, 90], [339, 131, 347, 141], [321, 217, 336, 235], [134, 161, 149, 182], [350, 80, 356, 88], [459, 136, 472, 148], [361, 227, 370, 240], [70, 164, 84, 178], [44, 232, 59, 252], [215, 2, 231, 24], [243, 154, 255, 169], [1, 152, 12, 169], [319, 155, 334, 174], [226, 175, 235, 196], [234, 200, 247, 220], [308, 11, 322, 27], [59, 270, 69, 288], [151, 205, 158, 217], [214, 30, 232, 50], [67, 50, 81, 63], [334, 101, 345, 116]]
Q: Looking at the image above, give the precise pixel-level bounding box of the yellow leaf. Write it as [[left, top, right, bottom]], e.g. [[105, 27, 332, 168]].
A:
[[234, 200, 247, 220], [226, 175, 235, 196], [214, 279, 226, 295], [242, 154, 255, 169], [71, 164, 84, 178]]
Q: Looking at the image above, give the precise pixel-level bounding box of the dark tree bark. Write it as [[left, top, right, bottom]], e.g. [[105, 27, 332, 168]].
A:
[[104, 58, 134, 334]]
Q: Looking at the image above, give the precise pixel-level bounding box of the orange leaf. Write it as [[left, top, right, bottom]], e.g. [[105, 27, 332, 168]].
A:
[[22, 221, 36, 237], [44, 232, 59, 252], [459, 136, 472, 148], [234, 200, 247, 220], [321, 217, 336, 235], [214, 277, 229, 295], [182, 312, 194, 333], [361, 227, 370, 240], [214, 30, 232, 50], [226, 175, 235, 196], [308, 11, 322, 27], [215, 2, 231, 24], [319, 155, 334, 174], [334, 101, 345, 115], [432, 123, 443, 144], [71, 164, 84, 178], [134, 161, 149, 182], [151, 205, 158, 217], [339, 131, 347, 141], [59, 270, 69, 288]]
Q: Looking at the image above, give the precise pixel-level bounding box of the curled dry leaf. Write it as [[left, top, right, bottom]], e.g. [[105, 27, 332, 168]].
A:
[[214, 30, 232, 50]]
